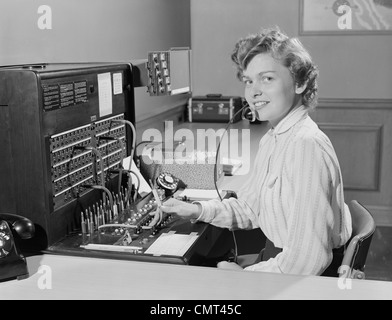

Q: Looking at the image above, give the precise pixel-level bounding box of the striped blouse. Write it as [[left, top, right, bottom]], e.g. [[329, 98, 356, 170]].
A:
[[197, 105, 352, 275]]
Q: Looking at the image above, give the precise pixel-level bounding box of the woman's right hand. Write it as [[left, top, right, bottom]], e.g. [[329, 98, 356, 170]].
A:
[[159, 197, 202, 220]]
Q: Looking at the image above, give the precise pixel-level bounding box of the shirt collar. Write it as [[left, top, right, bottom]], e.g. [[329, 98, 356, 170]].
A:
[[268, 105, 308, 136]]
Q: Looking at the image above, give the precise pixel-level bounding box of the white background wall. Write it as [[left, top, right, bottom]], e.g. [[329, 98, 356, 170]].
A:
[[0, 0, 191, 122], [190, 0, 392, 100]]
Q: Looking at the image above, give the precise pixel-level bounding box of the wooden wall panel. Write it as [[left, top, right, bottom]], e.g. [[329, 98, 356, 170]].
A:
[[318, 123, 382, 191], [311, 99, 392, 226]]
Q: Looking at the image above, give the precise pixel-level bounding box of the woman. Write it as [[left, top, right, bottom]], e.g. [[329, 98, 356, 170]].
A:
[[158, 27, 352, 276]]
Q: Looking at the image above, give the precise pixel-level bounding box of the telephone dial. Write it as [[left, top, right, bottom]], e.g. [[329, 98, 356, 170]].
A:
[[156, 172, 186, 197], [0, 213, 35, 282]]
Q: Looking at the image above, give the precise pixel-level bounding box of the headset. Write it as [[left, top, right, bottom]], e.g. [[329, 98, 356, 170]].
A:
[[240, 100, 257, 123], [213, 98, 257, 263], [213, 98, 256, 200]]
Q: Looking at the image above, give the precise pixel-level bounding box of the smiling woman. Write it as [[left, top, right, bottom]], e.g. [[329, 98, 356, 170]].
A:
[[158, 27, 353, 277], [232, 28, 319, 120], [239, 53, 304, 128]]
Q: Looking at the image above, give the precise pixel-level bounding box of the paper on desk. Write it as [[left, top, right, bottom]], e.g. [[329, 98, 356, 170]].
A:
[[122, 156, 152, 195], [144, 233, 198, 256]]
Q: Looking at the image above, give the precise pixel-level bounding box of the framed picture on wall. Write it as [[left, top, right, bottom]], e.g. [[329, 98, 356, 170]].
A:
[[299, 0, 392, 35]]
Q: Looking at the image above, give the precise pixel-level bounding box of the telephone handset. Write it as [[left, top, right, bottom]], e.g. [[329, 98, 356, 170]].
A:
[[0, 213, 35, 282], [156, 172, 186, 197]]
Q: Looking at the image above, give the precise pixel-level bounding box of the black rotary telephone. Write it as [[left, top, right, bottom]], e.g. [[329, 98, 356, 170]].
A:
[[156, 172, 187, 197], [0, 213, 35, 282]]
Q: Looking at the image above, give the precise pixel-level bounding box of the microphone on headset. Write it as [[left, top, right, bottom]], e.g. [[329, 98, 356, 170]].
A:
[[212, 100, 253, 264], [241, 106, 256, 122], [240, 99, 257, 122], [241, 99, 264, 124]]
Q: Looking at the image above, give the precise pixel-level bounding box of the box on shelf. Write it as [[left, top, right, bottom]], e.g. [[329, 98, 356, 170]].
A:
[[188, 94, 243, 123]]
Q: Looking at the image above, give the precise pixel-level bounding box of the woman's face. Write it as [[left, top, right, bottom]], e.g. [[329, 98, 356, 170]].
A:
[[242, 53, 304, 127]]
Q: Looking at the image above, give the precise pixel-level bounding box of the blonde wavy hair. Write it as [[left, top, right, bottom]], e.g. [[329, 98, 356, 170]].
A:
[[231, 27, 319, 109]]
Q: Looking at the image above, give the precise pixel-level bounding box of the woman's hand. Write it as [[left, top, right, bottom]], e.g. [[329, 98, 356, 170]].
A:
[[217, 261, 244, 271], [160, 198, 201, 220], [149, 198, 201, 226]]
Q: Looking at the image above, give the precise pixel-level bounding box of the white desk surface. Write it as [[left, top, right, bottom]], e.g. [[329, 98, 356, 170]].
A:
[[1, 253, 392, 300]]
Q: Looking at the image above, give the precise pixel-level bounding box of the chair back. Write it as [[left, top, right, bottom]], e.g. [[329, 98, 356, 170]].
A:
[[340, 200, 376, 279]]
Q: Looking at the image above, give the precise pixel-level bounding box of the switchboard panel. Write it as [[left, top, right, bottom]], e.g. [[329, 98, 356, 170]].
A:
[[0, 62, 233, 265], [0, 63, 135, 248]]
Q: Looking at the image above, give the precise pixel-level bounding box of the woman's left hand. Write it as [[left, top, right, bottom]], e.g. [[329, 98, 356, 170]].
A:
[[216, 261, 244, 271]]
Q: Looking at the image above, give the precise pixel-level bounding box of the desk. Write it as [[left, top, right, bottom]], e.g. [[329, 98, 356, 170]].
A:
[[1, 254, 392, 300]]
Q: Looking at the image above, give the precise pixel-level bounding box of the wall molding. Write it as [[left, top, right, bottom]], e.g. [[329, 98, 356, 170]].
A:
[[314, 97, 392, 227], [317, 98, 392, 109], [367, 205, 392, 227], [317, 123, 382, 191]]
